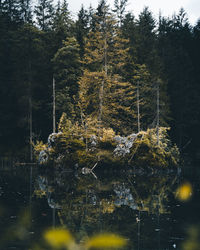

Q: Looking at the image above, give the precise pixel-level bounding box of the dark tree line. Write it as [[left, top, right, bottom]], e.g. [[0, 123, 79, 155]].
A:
[[0, 0, 199, 162]]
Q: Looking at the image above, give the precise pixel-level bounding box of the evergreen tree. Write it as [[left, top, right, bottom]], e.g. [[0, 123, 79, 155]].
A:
[[78, 2, 137, 134], [134, 7, 160, 75], [113, 0, 128, 26], [75, 5, 89, 58], [52, 0, 73, 49], [18, 0, 32, 23], [1, 0, 21, 22], [78, 70, 136, 134], [0, 23, 45, 155], [34, 0, 54, 30], [191, 20, 200, 155], [158, 9, 196, 150], [52, 37, 81, 120], [121, 12, 137, 62]]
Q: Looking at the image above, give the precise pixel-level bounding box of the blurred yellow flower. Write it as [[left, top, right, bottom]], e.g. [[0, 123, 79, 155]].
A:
[[176, 182, 192, 201], [44, 228, 74, 248], [182, 226, 200, 250], [85, 233, 127, 249]]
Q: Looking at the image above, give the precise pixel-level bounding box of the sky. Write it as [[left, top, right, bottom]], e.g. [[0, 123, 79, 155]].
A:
[[67, 0, 200, 25]]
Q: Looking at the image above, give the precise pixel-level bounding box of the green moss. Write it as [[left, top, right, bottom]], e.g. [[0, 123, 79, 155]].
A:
[[34, 120, 180, 170], [76, 150, 95, 166], [128, 128, 180, 168]]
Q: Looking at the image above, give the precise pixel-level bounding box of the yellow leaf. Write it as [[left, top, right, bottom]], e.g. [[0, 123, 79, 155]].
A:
[[44, 228, 74, 248], [176, 182, 192, 201], [85, 233, 127, 249]]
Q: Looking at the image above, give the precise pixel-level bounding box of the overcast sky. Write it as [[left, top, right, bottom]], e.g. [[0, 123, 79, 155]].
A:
[[67, 0, 200, 25]]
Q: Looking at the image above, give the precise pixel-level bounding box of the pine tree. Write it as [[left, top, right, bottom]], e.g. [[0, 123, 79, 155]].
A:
[[34, 0, 54, 30], [52, 37, 81, 120], [78, 70, 136, 134], [158, 10, 197, 150], [1, 0, 21, 22], [18, 0, 32, 23], [120, 12, 138, 64], [78, 1, 137, 134], [113, 0, 128, 26], [82, 0, 114, 72], [135, 7, 159, 74], [75, 5, 89, 58], [52, 0, 73, 48]]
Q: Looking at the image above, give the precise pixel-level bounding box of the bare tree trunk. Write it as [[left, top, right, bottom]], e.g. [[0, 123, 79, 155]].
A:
[[137, 82, 140, 133], [104, 27, 108, 76], [98, 82, 104, 137], [85, 122, 88, 152], [53, 77, 56, 133], [29, 96, 33, 162], [28, 45, 33, 162], [157, 83, 160, 145]]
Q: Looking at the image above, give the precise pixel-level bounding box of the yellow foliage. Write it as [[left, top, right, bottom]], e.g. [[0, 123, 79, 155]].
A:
[[34, 189, 46, 198], [44, 228, 74, 248], [84, 116, 99, 136], [76, 150, 94, 166], [58, 112, 72, 132], [85, 233, 127, 249], [58, 113, 82, 137], [101, 199, 115, 214], [33, 141, 47, 160], [175, 182, 192, 201], [130, 127, 180, 167], [101, 128, 115, 142], [34, 141, 46, 153]]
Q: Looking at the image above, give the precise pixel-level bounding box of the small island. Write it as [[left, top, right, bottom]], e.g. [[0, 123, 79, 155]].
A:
[[34, 112, 180, 171]]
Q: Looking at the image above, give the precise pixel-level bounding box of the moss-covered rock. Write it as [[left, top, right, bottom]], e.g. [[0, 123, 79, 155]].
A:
[[128, 128, 180, 168], [33, 117, 180, 170]]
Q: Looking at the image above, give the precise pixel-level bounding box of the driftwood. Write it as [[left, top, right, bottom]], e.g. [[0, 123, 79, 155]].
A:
[[81, 162, 98, 179]]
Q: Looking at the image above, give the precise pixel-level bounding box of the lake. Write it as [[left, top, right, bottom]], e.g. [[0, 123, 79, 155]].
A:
[[0, 162, 200, 249]]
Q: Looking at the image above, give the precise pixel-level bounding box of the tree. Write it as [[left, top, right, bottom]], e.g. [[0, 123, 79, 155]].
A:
[[75, 5, 89, 58], [134, 7, 160, 75], [34, 0, 54, 30], [78, 2, 138, 134], [52, 0, 73, 50], [52, 37, 81, 120], [113, 0, 128, 26], [133, 65, 156, 131], [158, 10, 196, 150], [18, 0, 32, 23], [1, 0, 20, 22], [0, 23, 45, 156], [78, 70, 136, 134]]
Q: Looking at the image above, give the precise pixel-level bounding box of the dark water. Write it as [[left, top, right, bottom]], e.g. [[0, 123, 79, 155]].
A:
[[0, 163, 200, 250]]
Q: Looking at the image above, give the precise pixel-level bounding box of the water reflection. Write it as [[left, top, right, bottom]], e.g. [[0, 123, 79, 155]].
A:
[[34, 167, 179, 249], [1, 164, 200, 250]]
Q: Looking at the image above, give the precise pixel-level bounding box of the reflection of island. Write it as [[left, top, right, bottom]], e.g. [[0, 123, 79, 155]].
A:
[[35, 171, 178, 215], [114, 183, 137, 209], [34, 169, 178, 248], [37, 176, 61, 209]]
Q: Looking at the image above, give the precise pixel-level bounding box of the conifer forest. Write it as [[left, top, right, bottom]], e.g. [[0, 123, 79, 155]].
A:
[[0, 0, 200, 164]]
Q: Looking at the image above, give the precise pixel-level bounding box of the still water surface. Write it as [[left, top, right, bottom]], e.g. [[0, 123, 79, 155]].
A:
[[0, 164, 200, 250]]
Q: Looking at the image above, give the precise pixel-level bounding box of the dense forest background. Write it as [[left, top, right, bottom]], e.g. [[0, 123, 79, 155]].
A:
[[0, 0, 199, 162]]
